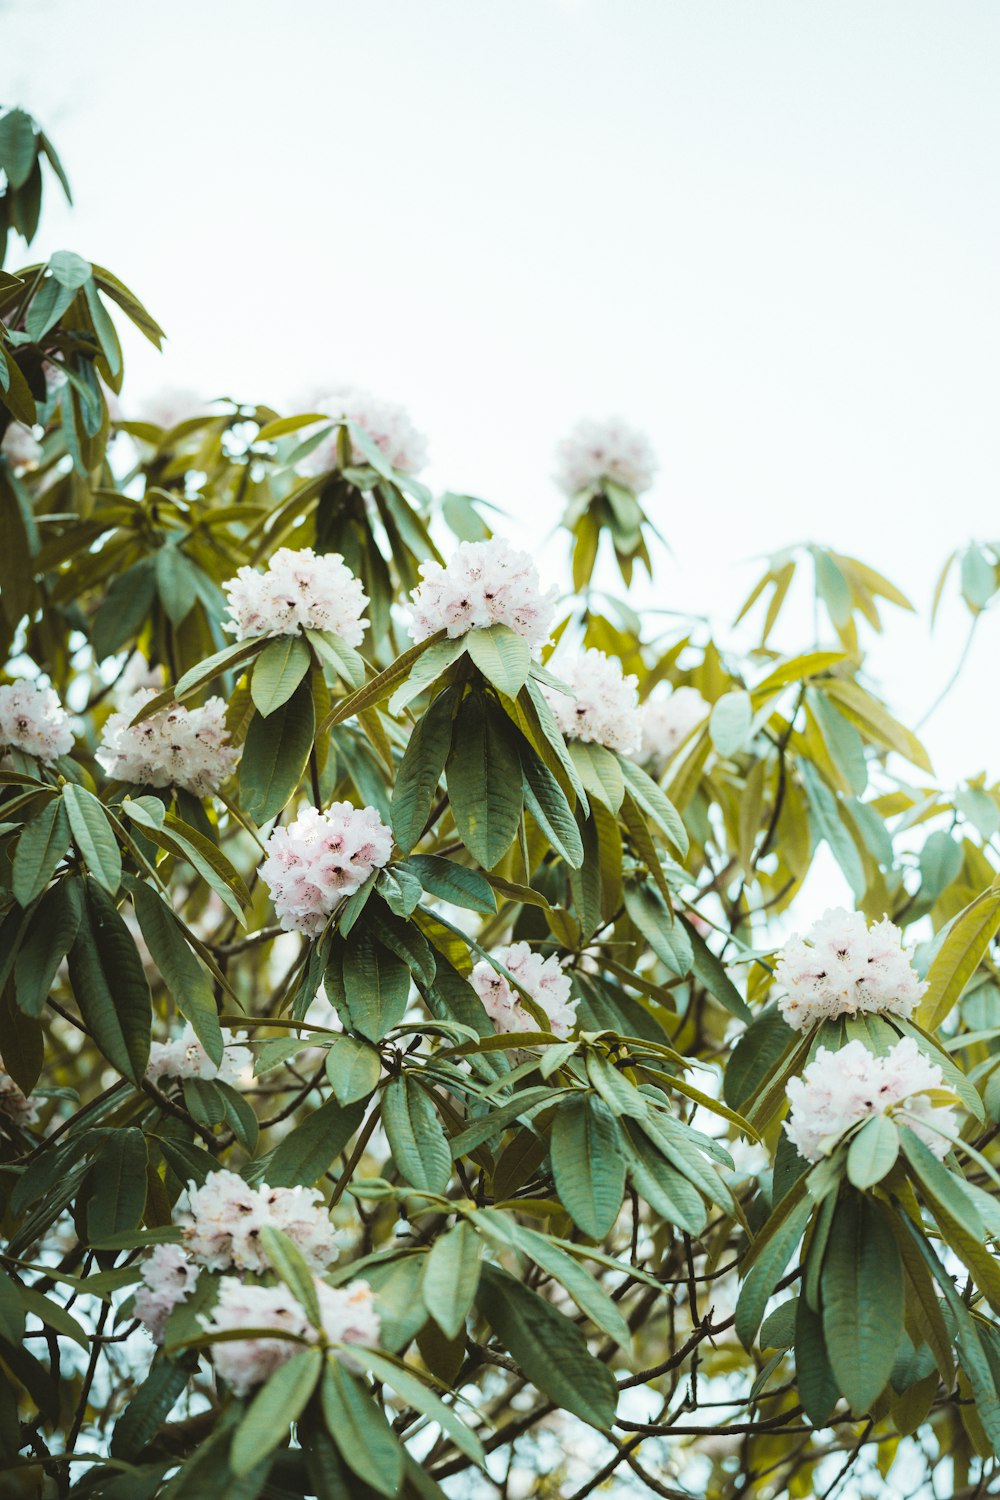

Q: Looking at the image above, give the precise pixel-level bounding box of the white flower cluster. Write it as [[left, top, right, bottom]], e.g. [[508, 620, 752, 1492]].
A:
[[202, 1275, 380, 1396], [408, 537, 557, 646], [775, 907, 928, 1032], [639, 687, 707, 774], [146, 1023, 254, 1090], [132, 1244, 199, 1342], [470, 941, 577, 1040], [542, 649, 642, 756], [259, 803, 393, 936], [119, 653, 166, 696], [1, 422, 43, 471], [0, 680, 74, 763], [97, 690, 240, 796], [175, 1169, 340, 1274], [300, 386, 428, 476], [222, 547, 369, 644], [784, 1036, 956, 1164], [554, 417, 657, 498], [0, 1057, 39, 1126]]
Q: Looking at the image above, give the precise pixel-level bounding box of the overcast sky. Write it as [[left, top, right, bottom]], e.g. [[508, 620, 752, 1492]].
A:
[[3, 0, 999, 795]]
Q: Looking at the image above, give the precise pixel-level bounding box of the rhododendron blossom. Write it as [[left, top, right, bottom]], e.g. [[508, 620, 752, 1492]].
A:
[[222, 547, 368, 644], [0, 1058, 39, 1126], [471, 941, 577, 1039], [554, 417, 657, 497], [408, 537, 557, 645], [775, 907, 928, 1031], [146, 1024, 253, 1089], [201, 1276, 380, 1395], [259, 802, 393, 936], [300, 386, 428, 475], [176, 1170, 339, 1273], [639, 686, 707, 773], [1, 422, 42, 471], [97, 690, 240, 796], [0, 680, 74, 762], [784, 1037, 956, 1163], [133, 1244, 199, 1342], [542, 649, 642, 756]]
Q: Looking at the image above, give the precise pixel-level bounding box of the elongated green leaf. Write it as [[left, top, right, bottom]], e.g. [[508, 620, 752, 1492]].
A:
[[390, 686, 457, 853], [230, 1348, 322, 1475], [405, 853, 496, 915], [13, 877, 82, 1018], [621, 1123, 707, 1235], [465, 625, 531, 698], [683, 917, 752, 1023], [846, 1113, 899, 1189], [550, 1093, 625, 1239], [251, 635, 311, 716], [618, 756, 688, 855], [521, 744, 584, 868], [710, 690, 753, 756], [795, 1295, 839, 1425], [259, 1226, 321, 1324], [735, 1195, 811, 1349], [446, 693, 523, 868], [63, 783, 121, 895], [342, 930, 410, 1041], [918, 881, 1000, 1032], [305, 628, 366, 692], [68, 879, 151, 1083], [623, 880, 692, 976], [359, 1348, 484, 1467], [476, 1265, 617, 1429], [110, 1355, 195, 1460], [382, 1076, 451, 1194], [265, 1097, 366, 1187], [325, 1034, 381, 1105], [822, 1194, 903, 1413], [422, 1221, 482, 1340], [239, 679, 315, 822], [321, 1360, 403, 1497], [86, 1128, 148, 1242], [12, 796, 69, 906], [568, 740, 624, 813], [132, 882, 223, 1064]]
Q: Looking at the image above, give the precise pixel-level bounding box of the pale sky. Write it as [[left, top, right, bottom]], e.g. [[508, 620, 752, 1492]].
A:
[[3, 0, 999, 790]]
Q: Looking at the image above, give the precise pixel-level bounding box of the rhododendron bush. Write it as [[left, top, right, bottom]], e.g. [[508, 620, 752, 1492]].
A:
[[4, 106, 1000, 1500]]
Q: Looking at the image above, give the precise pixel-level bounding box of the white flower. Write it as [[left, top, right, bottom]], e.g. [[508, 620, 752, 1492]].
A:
[[542, 649, 641, 756], [470, 941, 577, 1040], [259, 803, 393, 937], [408, 537, 557, 646], [639, 687, 707, 774], [0, 1057, 39, 1126], [176, 1170, 339, 1274], [1, 422, 43, 472], [201, 1275, 379, 1396], [135, 387, 205, 430], [119, 654, 167, 697], [299, 386, 427, 476], [784, 1036, 956, 1163], [775, 908, 928, 1032], [0, 680, 74, 763], [223, 547, 368, 644], [554, 417, 657, 497], [96, 690, 240, 797], [146, 1023, 254, 1090], [133, 1243, 199, 1342]]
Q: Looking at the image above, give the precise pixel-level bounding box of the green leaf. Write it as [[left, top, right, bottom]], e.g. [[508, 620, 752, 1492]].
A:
[[709, 690, 753, 756], [259, 1225, 321, 1324], [381, 1076, 451, 1194], [325, 1034, 381, 1105], [86, 1128, 148, 1242], [14, 878, 83, 1018], [48, 248, 92, 288], [520, 744, 584, 868], [359, 1348, 484, 1467], [239, 679, 315, 822], [623, 880, 692, 976], [251, 635, 312, 717], [846, 1113, 899, 1190], [123, 799, 251, 925], [822, 1194, 903, 1413], [918, 881, 1000, 1032], [421, 1221, 482, 1340], [405, 853, 496, 915], [68, 879, 151, 1083], [795, 1296, 839, 1424], [131, 882, 223, 1065], [568, 739, 624, 813], [550, 1093, 625, 1238], [230, 1348, 323, 1475], [153, 545, 199, 625], [24, 275, 76, 340], [476, 1265, 617, 1429], [305, 628, 366, 692], [12, 796, 70, 906], [0, 109, 37, 188], [320, 1361, 403, 1497], [390, 686, 456, 854], [265, 1097, 366, 1187], [342, 930, 411, 1041], [734, 1194, 812, 1349], [618, 757, 688, 856], [387, 636, 466, 716], [110, 1355, 194, 1460], [63, 783, 121, 895], [446, 693, 523, 868], [508, 1223, 632, 1348], [465, 625, 532, 698], [799, 759, 865, 901], [683, 917, 752, 1023], [621, 1123, 707, 1235]]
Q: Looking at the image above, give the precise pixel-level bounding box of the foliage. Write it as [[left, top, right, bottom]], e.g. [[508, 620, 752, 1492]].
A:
[[2, 103, 1000, 1500]]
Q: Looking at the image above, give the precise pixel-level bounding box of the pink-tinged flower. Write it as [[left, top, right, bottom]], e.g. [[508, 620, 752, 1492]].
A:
[[175, 1170, 339, 1274], [784, 1036, 956, 1163], [259, 803, 393, 936], [146, 1024, 253, 1090], [554, 417, 657, 497], [470, 941, 577, 1040], [542, 649, 641, 756], [0, 680, 74, 763], [96, 690, 240, 797], [299, 387, 428, 476], [133, 1244, 199, 1342], [1, 422, 43, 472], [639, 687, 707, 774], [0, 1056, 39, 1126], [775, 908, 928, 1032], [223, 547, 368, 644], [408, 537, 557, 646]]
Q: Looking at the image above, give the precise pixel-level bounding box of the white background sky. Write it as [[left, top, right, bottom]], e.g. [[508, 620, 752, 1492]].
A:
[[3, 0, 999, 791]]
